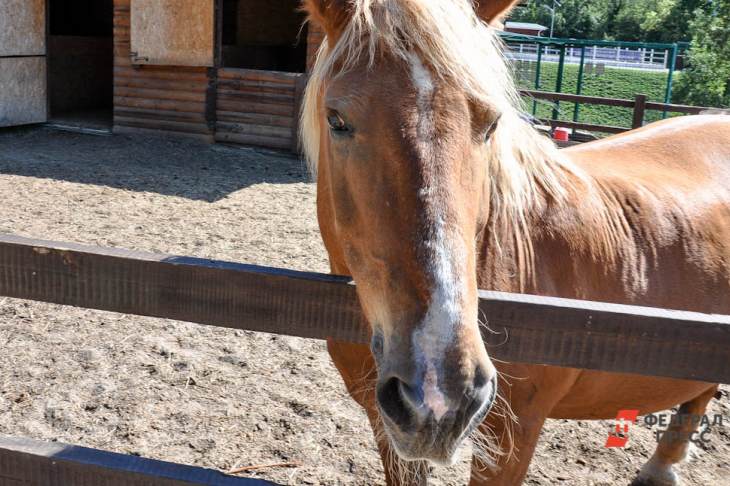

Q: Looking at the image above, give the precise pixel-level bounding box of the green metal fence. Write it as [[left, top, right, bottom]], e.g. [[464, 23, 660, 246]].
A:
[[498, 33, 685, 129]]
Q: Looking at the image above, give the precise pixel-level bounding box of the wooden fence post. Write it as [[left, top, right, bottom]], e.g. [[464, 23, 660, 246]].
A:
[[632, 94, 647, 129]]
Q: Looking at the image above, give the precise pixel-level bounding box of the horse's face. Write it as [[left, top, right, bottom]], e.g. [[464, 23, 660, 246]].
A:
[[315, 51, 499, 463]]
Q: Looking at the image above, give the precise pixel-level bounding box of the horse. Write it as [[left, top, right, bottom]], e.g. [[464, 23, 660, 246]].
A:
[[299, 0, 730, 484]]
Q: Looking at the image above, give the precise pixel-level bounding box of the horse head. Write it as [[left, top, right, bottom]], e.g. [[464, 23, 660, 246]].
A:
[[301, 0, 533, 465]]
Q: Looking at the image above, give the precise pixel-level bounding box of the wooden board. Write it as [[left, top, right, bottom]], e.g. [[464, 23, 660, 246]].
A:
[[0, 0, 45, 56], [0, 233, 729, 383], [0, 435, 277, 485], [0, 0, 47, 127], [114, 0, 212, 138], [215, 69, 301, 150], [130, 0, 214, 66], [0, 57, 47, 127]]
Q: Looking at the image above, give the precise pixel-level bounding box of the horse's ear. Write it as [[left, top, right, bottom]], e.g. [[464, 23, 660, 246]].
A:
[[302, 0, 350, 40], [473, 0, 522, 28]]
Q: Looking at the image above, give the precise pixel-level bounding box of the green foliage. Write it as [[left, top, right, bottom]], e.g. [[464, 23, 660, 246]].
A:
[[510, 0, 600, 39], [651, 0, 709, 43], [673, 0, 730, 107], [513, 61, 676, 127], [510, 0, 729, 109], [510, 0, 707, 42]]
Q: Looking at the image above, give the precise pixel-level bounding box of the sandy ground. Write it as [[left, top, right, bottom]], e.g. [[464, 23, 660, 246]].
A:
[[0, 127, 727, 485]]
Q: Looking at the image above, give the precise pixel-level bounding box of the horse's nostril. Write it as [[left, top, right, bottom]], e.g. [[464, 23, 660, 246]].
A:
[[473, 364, 489, 390], [377, 377, 414, 429]]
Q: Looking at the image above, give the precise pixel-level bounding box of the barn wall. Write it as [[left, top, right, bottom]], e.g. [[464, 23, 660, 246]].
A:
[[112, 0, 213, 140], [130, 0, 215, 67], [215, 68, 305, 151], [112, 0, 318, 150], [0, 57, 47, 127]]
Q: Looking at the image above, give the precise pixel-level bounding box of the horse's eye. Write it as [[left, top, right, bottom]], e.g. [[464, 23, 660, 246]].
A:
[[327, 111, 350, 133], [483, 114, 501, 142]]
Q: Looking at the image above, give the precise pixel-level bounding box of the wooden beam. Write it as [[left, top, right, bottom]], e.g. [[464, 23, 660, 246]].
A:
[[521, 89, 718, 118], [632, 94, 647, 129], [542, 118, 628, 134], [520, 89, 636, 108], [478, 292, 730, 383], [0, 435, 277, 485], [0, 233, 729, 383], [644, 101, 708, 114]]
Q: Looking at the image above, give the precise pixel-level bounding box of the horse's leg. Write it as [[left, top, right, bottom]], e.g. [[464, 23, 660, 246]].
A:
[[327, 340, 428, 485], [468, 366, 580, 486], [468, 406, 547, 485], [632, 385, 719, 486]]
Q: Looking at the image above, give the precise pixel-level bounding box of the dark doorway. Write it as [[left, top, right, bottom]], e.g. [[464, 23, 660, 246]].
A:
[[221, 0, 308, 73], [47, 0, 114, 130]]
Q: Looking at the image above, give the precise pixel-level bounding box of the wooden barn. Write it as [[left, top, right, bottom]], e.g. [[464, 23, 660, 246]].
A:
[[0, 0, 326, 152]]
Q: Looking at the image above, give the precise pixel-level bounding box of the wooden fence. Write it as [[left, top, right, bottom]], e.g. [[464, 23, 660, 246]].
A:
[[519, 89, 718, 135], [0, 435, 274, 485], [0, 232, 729, 483]]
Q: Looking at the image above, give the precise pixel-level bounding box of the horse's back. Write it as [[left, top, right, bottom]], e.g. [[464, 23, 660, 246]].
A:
[[556, 115, 730, 314], [564, 115, 730, 188], [545, 116, 729, 421]]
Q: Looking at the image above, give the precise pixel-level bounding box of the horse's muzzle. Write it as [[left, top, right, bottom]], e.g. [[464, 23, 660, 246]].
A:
[[376, 367, 497, 464]]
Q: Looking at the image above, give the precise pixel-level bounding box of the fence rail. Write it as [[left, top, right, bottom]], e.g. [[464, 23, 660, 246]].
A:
[[1, 233, 729, 384], [0, 435, 274, 485], [506, 43, 671, 71], [519, 89, 716, 134]]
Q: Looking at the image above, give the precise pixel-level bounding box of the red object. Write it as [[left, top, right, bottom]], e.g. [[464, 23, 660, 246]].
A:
[[553, 127, 570, 141], [605, 409, 640, 448]]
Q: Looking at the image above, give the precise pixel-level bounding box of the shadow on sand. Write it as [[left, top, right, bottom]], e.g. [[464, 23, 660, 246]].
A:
[[0, 126, 310, 202]]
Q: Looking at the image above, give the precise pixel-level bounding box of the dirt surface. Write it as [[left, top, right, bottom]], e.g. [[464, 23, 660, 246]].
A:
[[0, 127, 727, 485]]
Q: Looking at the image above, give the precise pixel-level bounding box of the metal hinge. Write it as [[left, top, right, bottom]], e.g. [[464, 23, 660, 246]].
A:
[[129, 51, 149, 63]]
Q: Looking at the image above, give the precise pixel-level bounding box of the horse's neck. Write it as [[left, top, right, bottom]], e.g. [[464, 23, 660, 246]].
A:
[[477, 168, 640, 303], [486, 165, 729, 312], [528, 176, 635, 302]]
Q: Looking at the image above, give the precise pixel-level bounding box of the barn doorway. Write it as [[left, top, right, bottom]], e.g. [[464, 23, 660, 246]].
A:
[[47, 0, 114, 131], [221, 0, 308, 73]]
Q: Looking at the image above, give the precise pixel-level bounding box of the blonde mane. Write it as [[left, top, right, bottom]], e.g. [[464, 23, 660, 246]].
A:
[[301, 0, 587, 287]]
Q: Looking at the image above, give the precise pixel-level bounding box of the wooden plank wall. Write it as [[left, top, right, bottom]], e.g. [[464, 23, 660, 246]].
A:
[[112, 0, 213, 140], [111, 1, 325, 150], [215, 68, 304, 151]]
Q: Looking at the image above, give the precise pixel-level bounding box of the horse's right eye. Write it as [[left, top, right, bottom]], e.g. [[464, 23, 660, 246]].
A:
[[327, 111, 350, 134]]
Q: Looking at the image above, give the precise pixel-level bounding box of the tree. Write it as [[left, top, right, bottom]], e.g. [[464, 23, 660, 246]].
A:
[[653, 0, 709, 42], [674, 0, 730, 107], [509, 0, 600, 39], [509, 0, 702, 42]]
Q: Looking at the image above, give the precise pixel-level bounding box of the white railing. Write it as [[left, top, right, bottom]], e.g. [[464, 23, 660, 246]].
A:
[[505, 43, 670, 71]]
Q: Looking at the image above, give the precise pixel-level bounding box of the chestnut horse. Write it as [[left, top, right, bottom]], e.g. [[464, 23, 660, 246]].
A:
[[300, 0, 730, 484]]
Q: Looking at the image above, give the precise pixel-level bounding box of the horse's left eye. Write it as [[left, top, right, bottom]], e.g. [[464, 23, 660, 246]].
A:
[[327, 111, 350, 134]]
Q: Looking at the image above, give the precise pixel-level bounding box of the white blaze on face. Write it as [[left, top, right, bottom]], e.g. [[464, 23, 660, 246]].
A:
[[408, 52, 435, 140], [407, 52, 466, 422]]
